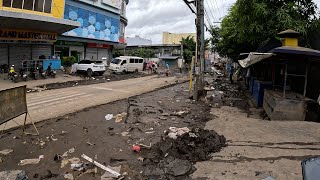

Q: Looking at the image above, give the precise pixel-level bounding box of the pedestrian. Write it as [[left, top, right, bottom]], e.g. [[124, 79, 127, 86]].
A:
[[229, 66, 234, 84], [245, 68, 250, 89], [165, 63, 169, 76], [143, 61, 147, 71]]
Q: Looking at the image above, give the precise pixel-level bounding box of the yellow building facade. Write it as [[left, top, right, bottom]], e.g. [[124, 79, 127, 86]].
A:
[[162, 32, 196, 44], [0, 0, 65, 18]]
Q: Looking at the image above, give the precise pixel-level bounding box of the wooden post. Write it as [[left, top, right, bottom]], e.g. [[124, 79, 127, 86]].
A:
[[283, 64, 287, 98], [303, 62, 309, 96]]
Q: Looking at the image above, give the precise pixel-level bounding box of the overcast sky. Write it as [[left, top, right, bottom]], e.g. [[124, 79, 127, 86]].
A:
[[126, 0, 320, 44]]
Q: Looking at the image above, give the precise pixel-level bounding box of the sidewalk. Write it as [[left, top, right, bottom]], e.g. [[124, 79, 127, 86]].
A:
[[0, 72, 82, 91]]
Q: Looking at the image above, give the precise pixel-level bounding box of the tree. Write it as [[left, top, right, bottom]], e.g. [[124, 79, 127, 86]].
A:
[[213, 0, 319, 60], [181, 36, 196, 63], [112, 50, 124, 58]]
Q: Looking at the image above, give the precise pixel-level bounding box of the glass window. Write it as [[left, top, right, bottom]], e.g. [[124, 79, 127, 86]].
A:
[[139, 59, 143, 63], [130, 59, 134, 63], [43, 0, 52, 13], [135, 59, 139, 63], [34, 0, 44, 12], [23, 0, 34, 10], [121, 60, 127, 65], [3, 0, 11, 7], [12, 0, 23, 8]]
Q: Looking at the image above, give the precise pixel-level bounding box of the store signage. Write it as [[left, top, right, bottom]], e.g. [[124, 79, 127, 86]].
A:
[[87, 43, 111, 49], [0, 29, 57, 42], [56, 40, 86, 46]]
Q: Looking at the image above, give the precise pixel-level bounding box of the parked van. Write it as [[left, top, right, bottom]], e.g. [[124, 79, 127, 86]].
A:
[[109, 56, 144, 73]]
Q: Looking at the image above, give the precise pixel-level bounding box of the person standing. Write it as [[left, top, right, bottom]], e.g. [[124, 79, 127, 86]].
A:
[[245, 68, 251, 89], [230, 66, 234, 84]]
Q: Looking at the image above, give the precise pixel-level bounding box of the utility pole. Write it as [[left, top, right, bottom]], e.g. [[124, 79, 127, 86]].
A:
[[182, 0, 205, 101], [193, 0, 205, 101]]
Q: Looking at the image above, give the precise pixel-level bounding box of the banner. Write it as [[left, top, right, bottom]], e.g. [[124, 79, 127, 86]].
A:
[[0, 29, 57, 42], [0, 86, 27, 125]]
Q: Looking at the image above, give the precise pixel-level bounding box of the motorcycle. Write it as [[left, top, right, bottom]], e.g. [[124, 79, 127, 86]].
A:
[[19, 68, 28, 81], [9, 72, 18, 83], [47, 70, 56, 78]]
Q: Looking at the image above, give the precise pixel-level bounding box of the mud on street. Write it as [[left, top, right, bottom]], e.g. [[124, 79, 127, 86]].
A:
[[0, 81, 228, 180]]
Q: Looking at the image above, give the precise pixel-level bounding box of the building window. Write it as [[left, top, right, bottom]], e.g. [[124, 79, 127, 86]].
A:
[[2, 0, 52, 13], [3, 0, 11, 7], [12, 0, 23, 8]]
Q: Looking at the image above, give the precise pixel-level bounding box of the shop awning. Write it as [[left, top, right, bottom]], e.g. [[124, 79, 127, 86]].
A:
[[238, 52, 274, 68], [270, 46, 320, 57], [0, 10, 80, 34]]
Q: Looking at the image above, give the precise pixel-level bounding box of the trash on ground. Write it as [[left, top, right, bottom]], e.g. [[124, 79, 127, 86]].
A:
[[64, 173, 74, 180], [115, 112, 127, 123], [173, 110, 190, 117], [18, 155, 44, 166], [101, 165, 121, 179], [87, 142, 95, 146], [262, 176, 276, 180], [167, 127, 190, 139], [62, 147, 75, 157], [0, 170, 27, 180], [81, 154, 121, 178], [105, 114, 113, 121], [61, 157, 81, 168], [121, 132, 130, 137], [132, 145, 141, 152], [0, 149, 13, 155], [50, 135, 58, 141], [71, 163, 90, 171], [136, 143, 152, 149]]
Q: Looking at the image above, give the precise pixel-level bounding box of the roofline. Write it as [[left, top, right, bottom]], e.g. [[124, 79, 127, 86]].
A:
[[126, 44, 182, 48]]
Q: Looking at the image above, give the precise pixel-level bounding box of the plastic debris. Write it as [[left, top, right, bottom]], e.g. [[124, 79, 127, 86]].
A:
[[51, 135, 58, 141], [0, 149, 13, 155], [0, 170, 27, 180], [105, 114, 113, 121], [81, 154, 121, 178], [115, 112, 127, 123], [262, 176, 276, 180], [121, 132, 130, 137], [62, 147, 75, 157], [19, 155, 44, 166], [132, 145, 141, 152], [64, 173, 74, 180], [61, 157, 80, 168], [101, 165, 121, 179], [71, 163, 90, 171], [168, 127, 190, 139]]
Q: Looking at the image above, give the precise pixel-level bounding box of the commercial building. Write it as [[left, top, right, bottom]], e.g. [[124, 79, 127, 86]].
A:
[[126, 35, 152, 46], [0, 0, 80, 67], [162, 32, 196, 45], [55, 0, 129, 62]]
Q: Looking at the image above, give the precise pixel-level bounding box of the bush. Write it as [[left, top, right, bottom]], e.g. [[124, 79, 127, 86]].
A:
[[62, 56, 76, 67]]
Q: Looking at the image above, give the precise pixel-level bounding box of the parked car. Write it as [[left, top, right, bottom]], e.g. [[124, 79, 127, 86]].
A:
[[76, 60, 106, 76], [109, 56, 144, 73]]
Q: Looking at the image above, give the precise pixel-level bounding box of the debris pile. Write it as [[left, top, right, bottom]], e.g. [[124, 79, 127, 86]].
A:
[[142, 128, 227, 178]]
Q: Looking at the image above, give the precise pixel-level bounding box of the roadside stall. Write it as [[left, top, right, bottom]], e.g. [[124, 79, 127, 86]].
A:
[[239, 30, 320, 121]]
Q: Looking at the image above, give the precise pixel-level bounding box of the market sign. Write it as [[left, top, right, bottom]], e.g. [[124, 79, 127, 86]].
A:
[[56, 40, 86, 46], [0, 29, 57, 42], [0, 86, 27, 125], [87, 43, 111, 49]]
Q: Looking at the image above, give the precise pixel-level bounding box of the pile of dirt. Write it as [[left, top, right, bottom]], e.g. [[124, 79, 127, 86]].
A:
[[142, 128, 227, 179]]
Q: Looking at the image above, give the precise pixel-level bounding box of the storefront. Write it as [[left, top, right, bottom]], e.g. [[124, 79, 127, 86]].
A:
[[0, 29, 57, 67], [54, 40, 86, 62], [86, 43, 111, 62]]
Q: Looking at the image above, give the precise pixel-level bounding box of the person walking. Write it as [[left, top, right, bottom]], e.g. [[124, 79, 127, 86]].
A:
[[229, 66, 234, 84]]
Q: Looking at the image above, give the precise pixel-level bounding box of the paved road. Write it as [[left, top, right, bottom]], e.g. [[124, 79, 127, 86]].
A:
[[1, 75, 187, 131]]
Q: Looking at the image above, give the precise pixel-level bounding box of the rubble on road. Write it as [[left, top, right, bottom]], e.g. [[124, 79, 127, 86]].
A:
[[142, 128, 227, 179], [18, 155, 44, 166], [0, 170, 27, 180]]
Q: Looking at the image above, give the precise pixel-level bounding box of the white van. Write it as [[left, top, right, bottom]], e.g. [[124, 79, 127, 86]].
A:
[[109, 56, 144, 73]]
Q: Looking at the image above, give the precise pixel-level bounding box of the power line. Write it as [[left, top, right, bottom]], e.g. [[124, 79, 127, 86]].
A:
[[204, 0, 216, 22], [211, 0, 222, 21]]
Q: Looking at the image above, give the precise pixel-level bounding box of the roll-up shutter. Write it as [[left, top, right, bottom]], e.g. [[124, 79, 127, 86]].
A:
[[86, 48, 98, 60], [0, 44, 8, 65], [9, 45, 31, 66], [97, 48, 110, 61], [32, 45, 52, 59]]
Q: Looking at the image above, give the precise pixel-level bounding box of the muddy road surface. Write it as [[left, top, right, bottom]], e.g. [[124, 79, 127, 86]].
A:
[[0, 82, 226, 179]]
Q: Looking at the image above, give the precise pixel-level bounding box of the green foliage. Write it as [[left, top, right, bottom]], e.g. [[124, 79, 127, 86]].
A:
[[129, 48, 155, 58], [212, 0, 319, 60], [62, 56, 76, 67], [181, 36, 196, 62], [112, 50, 124, 58]]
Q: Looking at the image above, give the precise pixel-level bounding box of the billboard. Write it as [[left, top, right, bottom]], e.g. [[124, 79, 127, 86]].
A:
[[64, 4, 120, 43], [0, 86, 27, 125]]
